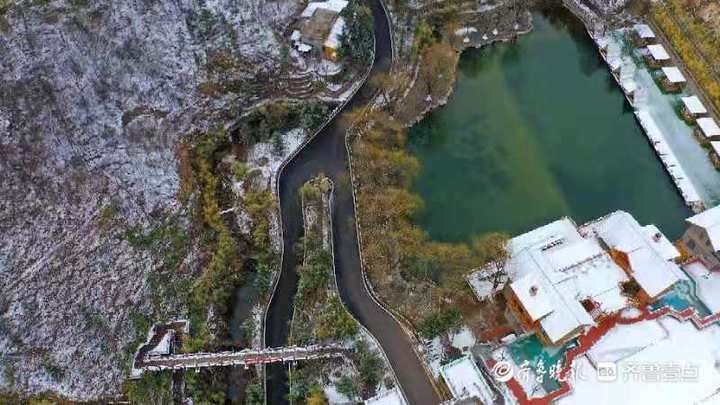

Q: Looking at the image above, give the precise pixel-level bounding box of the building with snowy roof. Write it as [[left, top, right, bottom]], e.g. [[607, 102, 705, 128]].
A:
[[658, 67, 686, 92], [297, 0, 348, 61], [631, 24, 655, 46], [439, 356, 496, 404], [468, 211, 680, 346], [695, 117, 720, 141], [645, 44, 671, 67], [581, 211, 681, 301], [680, 95, 708, 123], [682, 205, 720, 271]]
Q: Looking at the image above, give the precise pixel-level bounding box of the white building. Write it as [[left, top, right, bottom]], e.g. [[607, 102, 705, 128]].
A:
[[659, 66, 686, 92], [296, 0, 349, 61], [696, 117, 720, 141], [681, 95, 707, 118], [468, 211, 681, 345], [439, 356, 496, 404], [581, 211, 681, 299], [645, 44, 671, 66], [633, 24, 655, 44]]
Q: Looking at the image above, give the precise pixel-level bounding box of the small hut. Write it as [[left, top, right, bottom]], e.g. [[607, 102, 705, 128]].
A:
[[696, 117, 720, 142], [631, 24, 656, 47], [296, 0, 348, 61], [658, 67, 686, 92], [680, 96, 708, 123], [645, 44, 671, 68]]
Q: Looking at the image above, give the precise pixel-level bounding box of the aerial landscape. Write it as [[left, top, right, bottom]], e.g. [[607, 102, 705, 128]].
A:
[[3, 0, 720, 404]]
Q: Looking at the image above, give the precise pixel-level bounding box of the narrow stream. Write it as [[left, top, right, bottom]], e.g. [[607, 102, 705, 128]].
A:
[[409, 8, 690, 242]]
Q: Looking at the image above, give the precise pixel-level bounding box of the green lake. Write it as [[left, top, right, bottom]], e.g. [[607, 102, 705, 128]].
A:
[[408, 9, 690, 242]]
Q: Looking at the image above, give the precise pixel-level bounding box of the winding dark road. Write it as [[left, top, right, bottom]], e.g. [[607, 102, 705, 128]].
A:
[[264, 1, 442, 404]]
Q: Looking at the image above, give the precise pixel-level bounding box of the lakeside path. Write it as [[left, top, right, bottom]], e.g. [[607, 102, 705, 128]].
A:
[[264, 1, 442, 404]]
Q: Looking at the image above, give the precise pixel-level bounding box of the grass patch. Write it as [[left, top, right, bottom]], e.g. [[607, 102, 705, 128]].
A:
[[652, 0, 720, 111]]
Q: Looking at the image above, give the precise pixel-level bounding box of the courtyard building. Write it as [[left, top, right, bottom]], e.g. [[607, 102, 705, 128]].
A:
[[468, 211, 681, 346], [295, 0, 348, 61]]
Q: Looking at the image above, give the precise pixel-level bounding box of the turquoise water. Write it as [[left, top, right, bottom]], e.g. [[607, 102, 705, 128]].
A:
[[508, 333, 575, 392], [408, 10, 690, 242], [652, 279, 712, 317]]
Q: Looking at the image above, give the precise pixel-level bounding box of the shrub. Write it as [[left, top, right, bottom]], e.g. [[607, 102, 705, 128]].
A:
[[315, 296, 358, 340], [652, 3, 720, 111], [417, 307, 461, 339], [339, 2, 374, 62], [355, 341, 383, 394], [335, 375, 359, 399]]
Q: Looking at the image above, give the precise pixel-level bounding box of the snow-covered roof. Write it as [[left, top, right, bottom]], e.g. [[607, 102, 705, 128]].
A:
[[464, 215, 657, 343], [301, 0, 348, 17], [539, 289, 595, 344], [647, 44, 670, 60], [473, 211, 681, 343], [323, 16, 345, 50], [712, 142, 720, 157], [508, 217, 581, 253], [642, 224, 680, 261], [510, 271, 554, 321], [589, 212, 644, 252], [697, 117, 720, 139], [297, 42, 312, 53], [544, 238, 604, 271], [681, 95, 707, 115], [661, 67, 686, 83], [686, 204, 720, 251], [290, 30, 301, 42], [586, 318, 667, 364], [634, 23, 655, 39], [148, 331, 173, 356], [502, 218, 628, 342], [627, 248, 678, 297], [557, 317, 720, 405], [439, 356, 496, 403], [364, 388, 407, 405], [587, 211, 680, 298]]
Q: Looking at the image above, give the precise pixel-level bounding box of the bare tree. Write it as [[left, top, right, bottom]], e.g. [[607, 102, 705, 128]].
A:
[[370, 71, 411, 112], [472, 232, 510, 291]]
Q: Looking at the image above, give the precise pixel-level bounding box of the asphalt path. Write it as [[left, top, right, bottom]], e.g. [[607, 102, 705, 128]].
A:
[[264, 1, 442, 404]]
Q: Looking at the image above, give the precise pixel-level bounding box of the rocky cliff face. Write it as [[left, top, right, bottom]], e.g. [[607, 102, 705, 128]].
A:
[[0, 0, 299, 399]]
